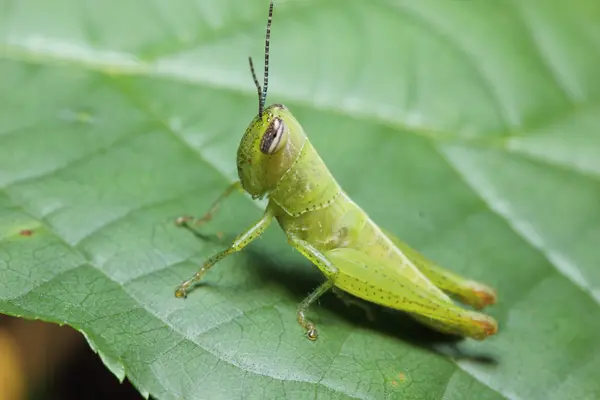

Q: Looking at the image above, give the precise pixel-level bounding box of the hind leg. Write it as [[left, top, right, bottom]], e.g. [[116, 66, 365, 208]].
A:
[[382, 228, 496, 310]]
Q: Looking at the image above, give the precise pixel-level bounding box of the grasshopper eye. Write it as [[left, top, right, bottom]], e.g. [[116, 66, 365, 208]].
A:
[[260, 117, 286, 154]]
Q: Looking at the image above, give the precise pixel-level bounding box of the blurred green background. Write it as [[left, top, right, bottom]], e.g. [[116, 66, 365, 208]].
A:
[[1, 0, 600, 399]]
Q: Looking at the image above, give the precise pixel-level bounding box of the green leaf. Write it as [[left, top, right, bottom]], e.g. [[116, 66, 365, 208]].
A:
[[1, 0, 600, 399]]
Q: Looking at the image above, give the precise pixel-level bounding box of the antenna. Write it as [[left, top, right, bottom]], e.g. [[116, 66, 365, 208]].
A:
[[248, 57, 262, 112], [249, 0, 274, 117]]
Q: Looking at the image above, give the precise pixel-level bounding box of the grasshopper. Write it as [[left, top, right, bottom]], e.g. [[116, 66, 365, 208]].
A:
[[175, 0, 498, 341]]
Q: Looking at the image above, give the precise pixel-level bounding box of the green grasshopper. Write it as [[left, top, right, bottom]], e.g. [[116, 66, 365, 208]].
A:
[[175, 0, 498, 341]]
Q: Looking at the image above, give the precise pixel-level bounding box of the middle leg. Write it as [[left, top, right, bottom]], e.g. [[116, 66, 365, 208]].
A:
[[287, 236, 339, 340]]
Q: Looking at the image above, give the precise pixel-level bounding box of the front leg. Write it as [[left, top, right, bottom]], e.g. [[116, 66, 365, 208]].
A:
[[287, 236, 338, 340], [175, 181, 242, 228], [175, 209, 273, 298]]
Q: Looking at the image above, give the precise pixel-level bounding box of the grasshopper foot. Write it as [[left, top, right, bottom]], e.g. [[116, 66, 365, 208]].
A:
[[298, 312, 319, 341], [175, 216, 192, 227], [174, 287, 188, 298], [306, 323, 318, 341], [175, 271, 206, 299], [175, 214, 213, 228]]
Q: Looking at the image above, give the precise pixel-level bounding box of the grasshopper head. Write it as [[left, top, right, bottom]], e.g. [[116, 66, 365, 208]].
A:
[[237, 2, 307, 198], [236, 103, 306, 199]]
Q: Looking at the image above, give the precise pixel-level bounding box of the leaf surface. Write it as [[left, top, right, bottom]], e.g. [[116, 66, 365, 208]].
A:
[[1, 0, 600, 399]]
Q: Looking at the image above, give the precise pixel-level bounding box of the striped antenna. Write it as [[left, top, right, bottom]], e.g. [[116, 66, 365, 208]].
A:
[[248, 0, 274, 117], [261, 0, 274, 115], [248, 57, 262, 113]]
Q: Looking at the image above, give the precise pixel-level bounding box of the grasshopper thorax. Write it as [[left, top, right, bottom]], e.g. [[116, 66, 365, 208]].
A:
[[236, 103, 307, 199]]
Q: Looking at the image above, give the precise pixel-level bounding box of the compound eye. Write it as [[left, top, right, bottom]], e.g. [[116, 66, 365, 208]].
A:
[[260, 117, 286, 154]]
